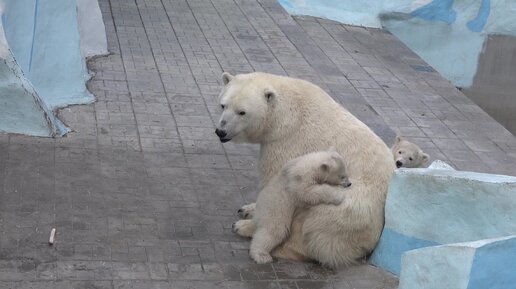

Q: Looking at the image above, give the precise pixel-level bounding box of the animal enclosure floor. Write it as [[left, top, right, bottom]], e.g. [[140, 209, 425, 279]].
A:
[[1, 0, 516, 288]]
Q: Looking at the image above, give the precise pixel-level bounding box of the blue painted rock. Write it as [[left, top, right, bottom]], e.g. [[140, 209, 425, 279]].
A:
[[398, 235, 516, 289], [370, 161, 516, 275]]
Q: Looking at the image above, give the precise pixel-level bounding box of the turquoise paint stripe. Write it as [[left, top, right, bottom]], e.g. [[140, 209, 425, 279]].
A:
[[370, 228, 440, 275], [28, 0, 39, 73], [467, 0, 491, 32], [467, 237, 516, 289], [410, 0, 457, 24], [277, 0, 294, 10]]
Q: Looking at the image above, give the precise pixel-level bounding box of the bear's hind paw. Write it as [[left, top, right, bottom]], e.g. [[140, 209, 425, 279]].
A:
[[251, 251, 273, 264]]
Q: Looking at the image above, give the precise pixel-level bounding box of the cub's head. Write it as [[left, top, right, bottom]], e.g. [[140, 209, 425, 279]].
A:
[[214, 72, 276, 143], [391, 136, 429, 168], [313, 148, 351, 187]]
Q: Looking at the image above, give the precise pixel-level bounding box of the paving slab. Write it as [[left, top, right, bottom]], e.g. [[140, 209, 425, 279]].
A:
[[2, 0, 516, 287]]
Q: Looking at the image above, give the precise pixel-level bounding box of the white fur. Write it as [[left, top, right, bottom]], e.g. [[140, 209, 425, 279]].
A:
[[216, 72, 395, 268], [391, 136, 429, 168], [234, 150, 350, 264]]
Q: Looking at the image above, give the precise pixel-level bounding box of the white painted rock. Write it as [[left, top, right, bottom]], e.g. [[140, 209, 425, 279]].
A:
[[427, 159, 455, 170], [370, 168, 516, 275]]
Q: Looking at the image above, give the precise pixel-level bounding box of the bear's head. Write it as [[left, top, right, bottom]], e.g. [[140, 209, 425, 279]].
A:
[[316, 148, 352, 187], [215, 72, 277, 143], [285, 149, 351, 190], [391, 136, 429, 168]]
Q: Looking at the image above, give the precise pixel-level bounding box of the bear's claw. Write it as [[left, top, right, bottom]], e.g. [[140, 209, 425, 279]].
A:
[[238, 203, 256, 219], [237, 208, 248, 219], [231, 222, 238, 233]]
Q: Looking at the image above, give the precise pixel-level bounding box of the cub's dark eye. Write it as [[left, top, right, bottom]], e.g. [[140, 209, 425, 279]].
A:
[[409, 157, 413, 161], [398, 151, 402, 154], [239, 111, 246, 116], [221, 105, 225, 109]]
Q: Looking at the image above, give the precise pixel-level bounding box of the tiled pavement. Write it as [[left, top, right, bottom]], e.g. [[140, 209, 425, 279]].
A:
[[1, 0, 516, 288]]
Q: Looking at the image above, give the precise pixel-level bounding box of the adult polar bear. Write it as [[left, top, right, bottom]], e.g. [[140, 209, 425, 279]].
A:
[[215, 72, 395, 268]]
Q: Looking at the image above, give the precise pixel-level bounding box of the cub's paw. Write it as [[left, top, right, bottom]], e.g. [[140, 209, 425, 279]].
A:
[[231, 219, 255, 237], [250, 251, 273, 264], [237, 203, 256, 219]]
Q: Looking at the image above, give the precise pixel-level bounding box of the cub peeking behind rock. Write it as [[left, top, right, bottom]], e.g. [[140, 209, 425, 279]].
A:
[[391, 136, 429, 168]]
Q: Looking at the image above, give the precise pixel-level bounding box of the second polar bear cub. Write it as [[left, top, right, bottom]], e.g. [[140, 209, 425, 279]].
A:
[[391, 136, 429, 168], [235, 148, 352, 264]]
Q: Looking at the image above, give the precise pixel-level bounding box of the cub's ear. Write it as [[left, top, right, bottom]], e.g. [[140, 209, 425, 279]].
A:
[[264, 88, 276, 102], [222, 72, 234, 85], [320, 163, 329, 172], [395, 135, 403, 144], [422, 153, 429, 163], [328, 146, 337, 152]]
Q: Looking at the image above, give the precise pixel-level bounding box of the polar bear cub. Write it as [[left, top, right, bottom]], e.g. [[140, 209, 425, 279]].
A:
[[234, 148, 352, 264], [391, 135, 429, 168]]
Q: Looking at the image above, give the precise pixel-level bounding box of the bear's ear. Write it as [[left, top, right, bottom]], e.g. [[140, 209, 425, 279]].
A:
[[320, 163, 329, 172], [222, 72, 234, 85], [422, 153, 429, 163], [395, 135, 403, 144], [264, 88, 276, 102]]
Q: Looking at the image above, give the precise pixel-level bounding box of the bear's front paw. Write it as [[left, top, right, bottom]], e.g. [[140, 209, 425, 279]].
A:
[[237, 203, 256, 219], [250, 251, 273, 264], [232, 219, 255, 237]]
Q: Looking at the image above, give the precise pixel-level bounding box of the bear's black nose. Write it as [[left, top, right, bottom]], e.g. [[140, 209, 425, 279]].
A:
[[396, 160, 403, 168], [215, 129, 227, 138]]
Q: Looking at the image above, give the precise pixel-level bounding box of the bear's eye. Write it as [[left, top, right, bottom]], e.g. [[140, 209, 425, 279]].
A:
[[221, 104, 225, 109], [409, 157, 413, 161], [239, 111, 246, 116], [398, 151, 402, 154]]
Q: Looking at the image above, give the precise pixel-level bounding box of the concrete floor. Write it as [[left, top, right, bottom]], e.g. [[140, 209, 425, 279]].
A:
[[1, 0, 516, 288]]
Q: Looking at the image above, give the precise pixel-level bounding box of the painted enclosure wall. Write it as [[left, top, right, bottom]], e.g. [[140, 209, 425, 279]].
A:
[[0, 52, 62, 136], [0, 0, 107, 136], [463, 35, 516, 135], [3, 0, 94, 109], [0, 1, 65, 136], [279, 0, 516, 88]]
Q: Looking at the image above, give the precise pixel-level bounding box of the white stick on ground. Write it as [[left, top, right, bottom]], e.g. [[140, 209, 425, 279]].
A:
[[49, 228, 56, 245]]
